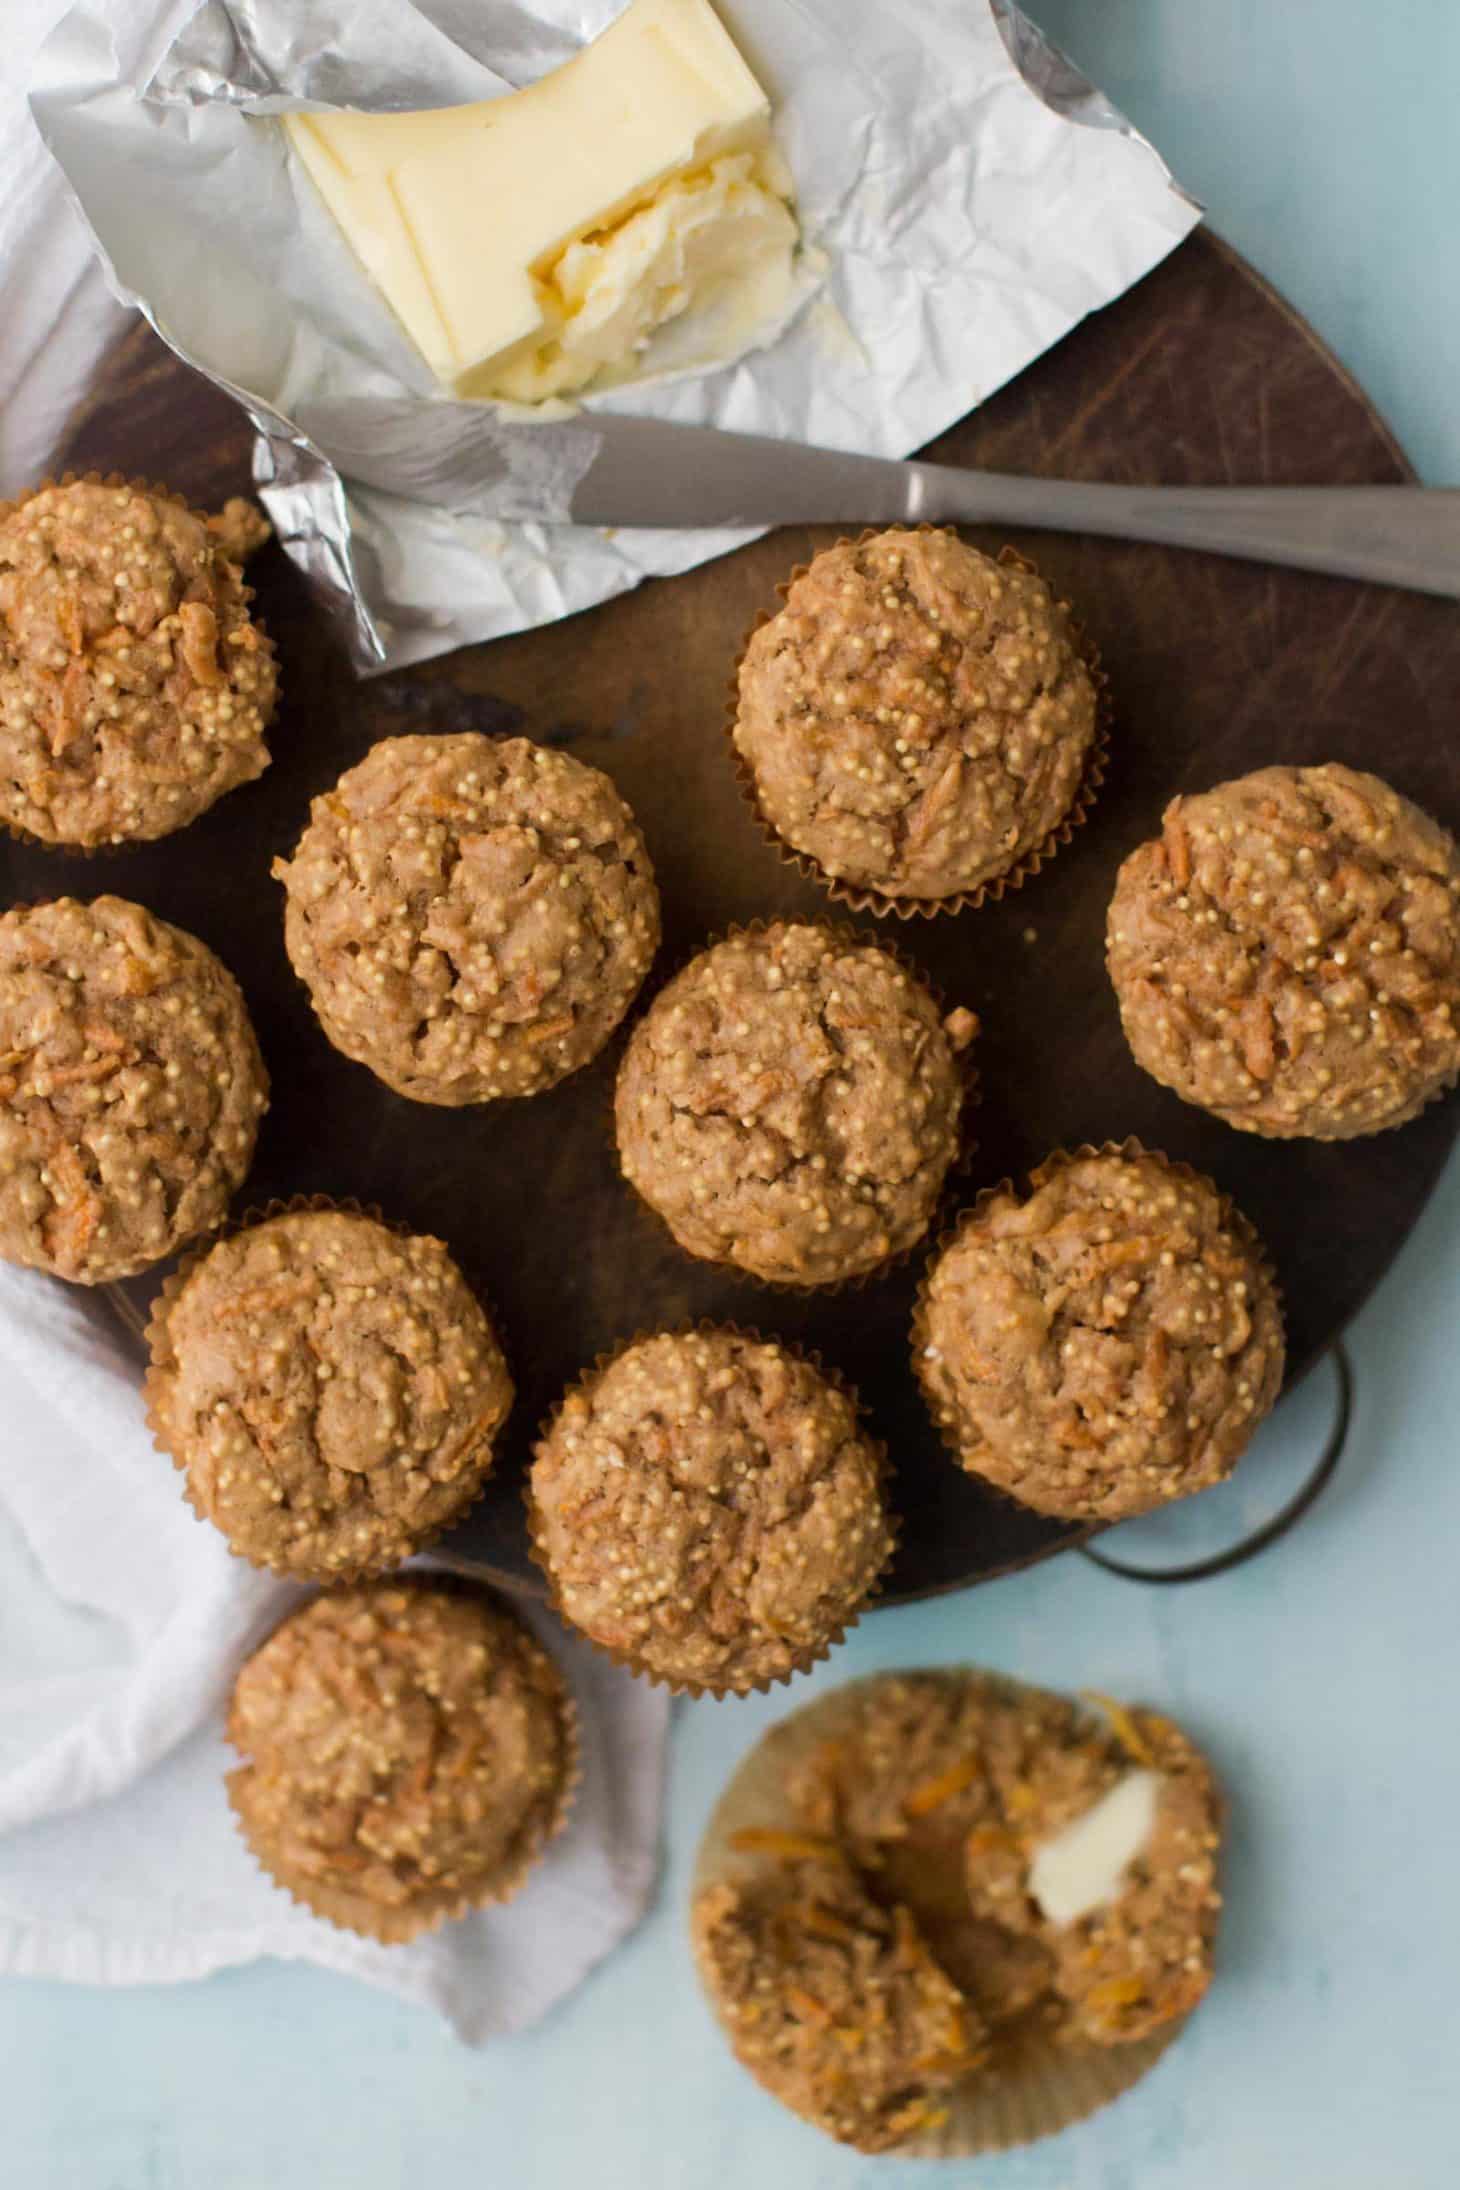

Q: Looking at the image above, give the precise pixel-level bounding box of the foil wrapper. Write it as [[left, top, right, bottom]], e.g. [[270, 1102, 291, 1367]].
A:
[[30, 0, 1198, 674]]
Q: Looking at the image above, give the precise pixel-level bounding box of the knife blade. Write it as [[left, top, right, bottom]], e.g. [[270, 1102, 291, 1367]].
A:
[[554, 415, 1460, 598]]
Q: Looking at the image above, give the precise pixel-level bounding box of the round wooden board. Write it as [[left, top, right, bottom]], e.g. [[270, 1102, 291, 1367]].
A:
[[13, 231, 1460, 1603]]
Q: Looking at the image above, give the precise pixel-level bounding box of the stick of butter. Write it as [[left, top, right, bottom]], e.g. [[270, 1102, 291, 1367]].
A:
[[286, 0, 799, 403]]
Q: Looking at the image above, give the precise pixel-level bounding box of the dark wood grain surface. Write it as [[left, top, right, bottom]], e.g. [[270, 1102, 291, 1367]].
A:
[[14, 230, 1460, 1602]]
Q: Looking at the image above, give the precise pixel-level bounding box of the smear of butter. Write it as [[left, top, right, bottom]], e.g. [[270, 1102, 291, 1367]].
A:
[[1026, 1770, 1162, 1927], [482, 148, 797, 403], [286, 0, 799, 405]]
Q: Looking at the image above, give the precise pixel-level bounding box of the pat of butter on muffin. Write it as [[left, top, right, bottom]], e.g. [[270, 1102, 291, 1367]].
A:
[[1027, 1770, 1163, 1927], [286, 0, 799, 402]]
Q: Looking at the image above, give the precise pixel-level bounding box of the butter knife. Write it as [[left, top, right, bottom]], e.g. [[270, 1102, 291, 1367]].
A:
[[555, 416, 1460, 597]]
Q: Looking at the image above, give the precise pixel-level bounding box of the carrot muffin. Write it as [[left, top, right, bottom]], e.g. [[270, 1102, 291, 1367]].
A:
[[530, 1327, 892, 1694], [733, 528, 1098, 905], [786, 1674, 1221, 2047], [914, 1147, 1283, 1522], [0, 478, 278, 846], [693, 1851, 986, 2153], [615, 923, 975, 1286], [1107, 764, 1460, 1139], [0, 895, 267, 1284], [146, 1207, 513, 1579], [693, 1669, 1221, 2154], [275, 732, 660, 1105], [227, 1580, 575, 1941]]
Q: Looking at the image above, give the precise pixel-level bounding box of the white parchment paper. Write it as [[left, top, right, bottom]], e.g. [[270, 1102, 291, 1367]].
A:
[[30, 0, 1199, 671]]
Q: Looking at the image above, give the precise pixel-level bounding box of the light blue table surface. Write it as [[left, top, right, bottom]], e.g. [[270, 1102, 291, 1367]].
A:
[[6, 5, 1459, 2185]]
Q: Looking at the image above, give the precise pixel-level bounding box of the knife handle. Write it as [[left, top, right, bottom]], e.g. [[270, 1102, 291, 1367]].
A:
[[916, 472, 1460, 598]]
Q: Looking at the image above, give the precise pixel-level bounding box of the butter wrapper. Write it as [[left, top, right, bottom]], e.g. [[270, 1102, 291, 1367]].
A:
[[29, 0, 1198, 674]]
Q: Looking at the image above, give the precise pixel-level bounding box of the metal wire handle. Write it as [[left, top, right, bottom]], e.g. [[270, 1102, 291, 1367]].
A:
[[1078, 1341, 1353, 1586]]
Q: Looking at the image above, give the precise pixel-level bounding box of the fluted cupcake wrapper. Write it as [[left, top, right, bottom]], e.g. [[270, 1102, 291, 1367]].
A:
[[525, 1318, 899, 1700], [226, 1573, 581, 1946], [691, 1668, 1203, 2159], [609, 914, 981, 1297], [726, 531, 1111, 923], [0, 472, 279, 857], [143, 1192, 515, 1587], [910, 1137, 1287, 1527]]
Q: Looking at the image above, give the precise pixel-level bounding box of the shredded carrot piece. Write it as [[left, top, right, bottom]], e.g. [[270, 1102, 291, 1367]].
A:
[[421, 796, 481, 819], [728, 1828, 841, 1863], [891, 2099, 949, 2135], [523, 1014, 575, 1046], [404, 1725, 439, 1803], [904, 1756, 979, 1817], [793, 1904, 860, 1944], [1089, 1975, 1147, 2013], [213, 1277, 316, 1322], [1163, 804, 1191, 887], [1082, 1692, 1155, 1765], [890, 1903, 944, 1975], [446, 1737, 483, 1780], [306, 1845, 370, 1876], [35, 1056, 124, 1090], [786, 1985, 832, 2026], [1082, 1235, 1162, 1276], [911, 2008, 973, 2069], [948, 2007, 971, 2050], [1240, 994, 1277, 1081]]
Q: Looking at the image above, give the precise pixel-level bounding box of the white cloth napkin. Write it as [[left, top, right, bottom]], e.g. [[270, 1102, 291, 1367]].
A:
[[0, 1259, 669, 2040], [0, 1, 668, 2040], [0, 3, 129, 498]]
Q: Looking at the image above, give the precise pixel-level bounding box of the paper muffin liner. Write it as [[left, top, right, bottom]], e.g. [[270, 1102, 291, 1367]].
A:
[[226, 1572, 581, 1945], [143, 1193, 514, 1587], [692, 1668, 1206, 2158], [609, 916, 980, 1297], [910, 1138, 1287, 1525], [0, 471, 279, 859], [526, 1318, 898, 1700], [727, 530, 1111, 923]]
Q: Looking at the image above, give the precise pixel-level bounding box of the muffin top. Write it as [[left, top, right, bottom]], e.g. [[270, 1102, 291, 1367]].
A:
[[1107, 764, 1460, 1139], [615, 923, 975, 1286], [275, 732, 659, 1105], [783, 1671, 1221, 2051], [693, 1850, 985, 2154], [734, 528, 1098, 902], [530, 1327, 892, 1693], [147, 1207, 513, 1579], [915, 1148, 1283, 1522], [0, 480, 277, 846], [0, 896, 267, 1284], [205, 497, 272, 565], [227, 1582, 573, 1934]]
